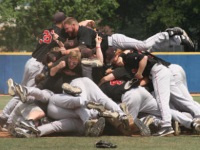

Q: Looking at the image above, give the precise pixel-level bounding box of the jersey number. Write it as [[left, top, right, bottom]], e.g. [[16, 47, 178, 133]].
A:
[[39, 30, 53, 44], [110, 80, 123, 86]]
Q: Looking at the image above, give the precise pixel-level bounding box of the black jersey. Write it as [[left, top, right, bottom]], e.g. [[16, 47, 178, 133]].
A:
[[120, 53, 157, 77], [77, 26, 96, 48], [32, 25, 67, 63], [77, 26, 109, 62], [41, 72, 79, 94], [100, 67, 133, 102]]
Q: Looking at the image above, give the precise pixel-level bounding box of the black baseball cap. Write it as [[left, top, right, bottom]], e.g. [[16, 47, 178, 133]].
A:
[[53, 12, 66, 23]]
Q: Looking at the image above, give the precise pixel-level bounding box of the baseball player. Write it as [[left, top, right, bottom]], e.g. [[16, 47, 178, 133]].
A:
[[99, 66, 200, 135], [61, 17, 194, 66]]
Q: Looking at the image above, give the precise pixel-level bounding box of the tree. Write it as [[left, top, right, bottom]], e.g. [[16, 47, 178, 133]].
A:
[[114, 0, 200, 51], [0, 0, 119, 51]]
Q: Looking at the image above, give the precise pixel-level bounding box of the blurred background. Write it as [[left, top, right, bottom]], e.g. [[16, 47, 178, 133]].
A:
[[0, 0, 199, 52]]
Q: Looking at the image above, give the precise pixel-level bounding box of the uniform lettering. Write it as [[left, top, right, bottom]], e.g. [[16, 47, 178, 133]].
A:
[[110, 80, 123, 86], [39, 30, 53, 44]]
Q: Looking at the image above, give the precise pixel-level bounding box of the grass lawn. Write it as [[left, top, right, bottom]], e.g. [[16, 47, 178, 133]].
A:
[[0, 96, 200, 150]]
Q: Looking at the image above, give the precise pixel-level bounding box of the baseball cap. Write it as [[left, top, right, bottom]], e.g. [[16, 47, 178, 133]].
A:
[[53, 12, 66, 23]]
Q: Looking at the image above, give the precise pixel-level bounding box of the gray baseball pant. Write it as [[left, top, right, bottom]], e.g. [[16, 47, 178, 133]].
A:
[[47, 98, 98, 124], [70, 77, 125, 117], [169, 64, 200, 117], [150, 63, 173, 128], [38, 118, 84, 136], [121, 87, 193, 129], [108, 32, 181, 51], [21, 57, 44, 87], [0, 96, 20, 120]]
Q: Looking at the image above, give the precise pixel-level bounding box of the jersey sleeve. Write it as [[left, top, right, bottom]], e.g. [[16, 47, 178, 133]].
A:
[[77, 26, 96, 48], [112, 67, 132, 80]]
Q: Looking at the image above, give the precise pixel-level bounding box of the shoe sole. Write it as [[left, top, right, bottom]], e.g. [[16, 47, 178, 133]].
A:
[[134, 118, 151, 136], [174, 121, 181, 136], [15, 85, 26, 103], [124, 78, 139, 90], [20, 122, 40, 134], [160, 130, 175, 137], [100, 111, 119, 118], [143, 115, 154, 127], [7, 78, 15, 96], [119, 103, 129, 115], [87, 102, 105, 112], [62, 83, 82, 95], [15, 127, 36, 138], [182, 30, 194, 48], [90, 117, 105, 137]]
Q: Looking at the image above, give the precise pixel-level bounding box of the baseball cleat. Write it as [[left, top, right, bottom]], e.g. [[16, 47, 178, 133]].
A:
[[7, 78, 17, 96], [165, 27, 184, 37], [152, 126, 174, 136], [119, 103, 129, 115], [81, 58, 103, 67], [86, 101, 106, 112], [143, 115, 154, 127], [85, 117, 105, 137], [172, 120, 181, 136], [99, 111, 119, 119], [15, 84, 27, 103], [15, 127, 37, 138], [124, 78, 139, 90], [62, 83, 82, 96], [165, 27, 194, 51], [87, 102, 119, 118], [180, 32, 195, 51], [134, 118, 151, 136], [0, 115, 7, 130], [20, 120, 41, 134]]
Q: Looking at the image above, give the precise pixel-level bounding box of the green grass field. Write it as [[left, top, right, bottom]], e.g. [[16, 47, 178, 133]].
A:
[[1, 96, 200, 150]]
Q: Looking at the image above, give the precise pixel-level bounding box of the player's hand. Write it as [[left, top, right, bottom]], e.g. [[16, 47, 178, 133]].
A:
[[95, 34, 102, 46], [58, 61, 66, 69], [105, 68, 113, 75], [135, 72, 143, 80], [52, 31, 59, 41]]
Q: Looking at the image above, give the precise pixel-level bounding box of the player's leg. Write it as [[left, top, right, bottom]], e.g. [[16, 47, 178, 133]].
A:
[[21, 58, 44, 87], [151, 64, 172, 127], [0, 96, 20, 127], [70, 77, 125, 117], [169, 64, 200, 111], [37, 118, 84, 136], [49, 94, 86, 109], [150, 64, 175, 136], [108, 32, 181, 52]]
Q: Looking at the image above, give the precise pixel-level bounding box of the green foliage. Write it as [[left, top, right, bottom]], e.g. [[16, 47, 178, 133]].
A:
[[0, 0, 199, 51], [114, 0, 200, 50], [0, 0, 119, 51]]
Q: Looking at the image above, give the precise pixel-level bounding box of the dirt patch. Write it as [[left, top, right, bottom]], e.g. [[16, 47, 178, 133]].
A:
[[0, 131, 12, 138]]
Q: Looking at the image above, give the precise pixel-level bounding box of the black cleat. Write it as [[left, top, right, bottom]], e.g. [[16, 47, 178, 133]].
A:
[[152, 126, 174, 136]]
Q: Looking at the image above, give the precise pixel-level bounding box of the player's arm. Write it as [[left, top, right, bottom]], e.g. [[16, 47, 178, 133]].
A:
[[135, 55, 148, 79], [50, 61, 66, 76], [60, 47, 80, 55], [98, 73, 115, 86], [95, 34, 103, 64]]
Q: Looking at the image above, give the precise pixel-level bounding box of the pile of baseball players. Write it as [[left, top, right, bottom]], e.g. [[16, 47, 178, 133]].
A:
[[0, 11, 200, 138]]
